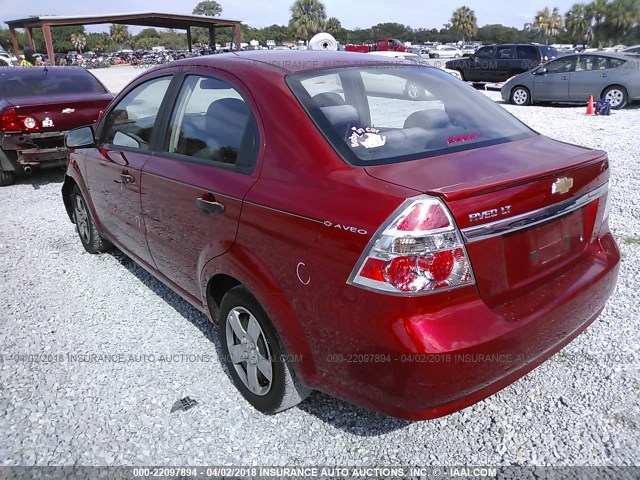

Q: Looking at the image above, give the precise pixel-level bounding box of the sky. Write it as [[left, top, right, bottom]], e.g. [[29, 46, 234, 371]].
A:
[[0, 0, 577, 31]]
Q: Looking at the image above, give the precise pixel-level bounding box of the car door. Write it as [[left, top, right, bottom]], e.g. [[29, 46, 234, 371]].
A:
[[85, 74, 174, 266], [140, 72, 261, 297], [515, 45, 540, 75], [569, 55, 613, 101], [494, 45, 515, 81], [533, 57, 575, 101], [465, 46, 495, 82]]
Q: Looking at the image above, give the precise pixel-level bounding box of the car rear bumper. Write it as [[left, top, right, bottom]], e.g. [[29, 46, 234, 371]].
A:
[[1, 131, 68, 166], [309, 230, 619, 420]]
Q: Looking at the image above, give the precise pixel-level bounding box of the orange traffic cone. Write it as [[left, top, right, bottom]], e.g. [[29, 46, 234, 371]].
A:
[[586, 95, 595, 115]]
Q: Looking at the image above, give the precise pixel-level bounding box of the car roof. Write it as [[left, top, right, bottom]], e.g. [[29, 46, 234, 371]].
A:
[[172, 50, 420, 75], [566, 51, 636, 60]]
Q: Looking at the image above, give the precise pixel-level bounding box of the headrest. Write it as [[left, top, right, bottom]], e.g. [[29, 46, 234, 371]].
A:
[[320, 104, 360, 130], [313, 92, 345, 107], [206, 98, 251, 139], [403, 109, 450, 129]]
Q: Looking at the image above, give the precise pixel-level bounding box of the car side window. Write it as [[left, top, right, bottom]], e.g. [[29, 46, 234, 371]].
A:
[[474, 47, 494, 59], [516, 46, 538, 60], [575, 56, 609, 71], [101, 76, 172, 150], [608, 58, 626, 68], [164, 75, 258, 167], [546, 58, 575, 73], [496, 46, 513, 59]]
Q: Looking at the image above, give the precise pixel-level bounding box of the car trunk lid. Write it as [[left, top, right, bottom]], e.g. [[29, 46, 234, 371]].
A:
[[7, 93, 112, 132], [365, 135, 609, 307]]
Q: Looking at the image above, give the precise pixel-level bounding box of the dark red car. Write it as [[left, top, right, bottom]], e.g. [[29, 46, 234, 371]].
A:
[[62, 51, 619, 420], [0, 67, 113, 185]]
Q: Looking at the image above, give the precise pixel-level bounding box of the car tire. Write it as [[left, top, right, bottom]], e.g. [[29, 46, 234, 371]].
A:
[[405, 81, 426, 100], [434, 53, 440, 58], [510, 86, 531, 106], [457, 69, 466, 81], [601, 85, 628, 109], [0, 170, 15, 186], [70, 185, 112, 254], [219, 286, 312, 414], [454, 54, 460, 59]]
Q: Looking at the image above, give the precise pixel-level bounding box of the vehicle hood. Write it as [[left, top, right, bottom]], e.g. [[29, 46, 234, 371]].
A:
[[364, 134, 602, 201]]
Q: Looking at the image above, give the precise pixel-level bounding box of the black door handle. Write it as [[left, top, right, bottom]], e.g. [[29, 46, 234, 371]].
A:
[[196, 198, 225, 214], [120, 173, 135, 184]]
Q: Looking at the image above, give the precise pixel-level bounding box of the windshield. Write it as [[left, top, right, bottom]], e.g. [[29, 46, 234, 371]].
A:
[[288, 65, 535, 166], [0, 68, 107, 98]]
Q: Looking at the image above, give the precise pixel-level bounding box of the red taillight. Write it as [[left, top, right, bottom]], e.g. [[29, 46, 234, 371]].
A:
[[349, 195, 474, 295], [397, 203, 449, 231], [0, 107, 20, 132]]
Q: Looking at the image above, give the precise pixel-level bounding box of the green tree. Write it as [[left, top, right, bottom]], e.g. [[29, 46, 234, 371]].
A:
[[110, 24, 131, 49], [70, 33, 86, 53], [289, 0, 327, 41], [604, 0, 640, 44], [565, 3, 592, 45], [326, 17, 342, 37], [534, 6, 563, 43], [192, 0, 222, 16], [451, 6, 478, 42]]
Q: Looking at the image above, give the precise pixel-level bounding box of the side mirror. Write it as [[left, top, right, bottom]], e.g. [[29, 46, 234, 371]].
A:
[[65, 126, 95, 149], [536, 67, 548, 75]]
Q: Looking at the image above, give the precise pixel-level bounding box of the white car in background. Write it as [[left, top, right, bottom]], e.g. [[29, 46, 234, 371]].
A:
[[428, 46, 463, 58], [367, 51, 462, 99]]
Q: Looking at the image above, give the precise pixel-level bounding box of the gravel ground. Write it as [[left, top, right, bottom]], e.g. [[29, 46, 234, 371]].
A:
[[0, 71, 638, 467]]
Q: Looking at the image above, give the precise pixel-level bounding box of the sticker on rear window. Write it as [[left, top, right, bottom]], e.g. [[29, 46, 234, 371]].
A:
[[349, 127, 386, 149]]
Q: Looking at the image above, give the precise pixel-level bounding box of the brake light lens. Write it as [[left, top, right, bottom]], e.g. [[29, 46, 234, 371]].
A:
[[0, 108, 40, 132], [348, 195, 475, 295], [0, 107, 20, 132]]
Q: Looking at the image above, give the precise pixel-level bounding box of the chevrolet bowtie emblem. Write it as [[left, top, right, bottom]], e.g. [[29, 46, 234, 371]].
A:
[[552, 177, 574, 195], [62, 108, 75, 114]]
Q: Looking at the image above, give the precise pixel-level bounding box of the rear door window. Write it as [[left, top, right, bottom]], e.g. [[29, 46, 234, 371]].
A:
[[163, 75, 259, 169], [496, 46, 514, 59]]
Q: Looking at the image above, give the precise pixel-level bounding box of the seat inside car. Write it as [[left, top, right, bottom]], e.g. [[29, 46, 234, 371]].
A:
[[313, 92, 345, 107], [320, 104, 360, 139], [403, 109, 451, 130], [194, 98, 251, 163]]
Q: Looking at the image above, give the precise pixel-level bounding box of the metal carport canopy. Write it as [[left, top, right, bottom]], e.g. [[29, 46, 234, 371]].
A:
[[5, 12, 243, 62]]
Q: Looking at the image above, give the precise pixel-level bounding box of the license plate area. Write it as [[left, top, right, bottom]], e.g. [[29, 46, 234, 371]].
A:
[[505, 208, 586, 286]]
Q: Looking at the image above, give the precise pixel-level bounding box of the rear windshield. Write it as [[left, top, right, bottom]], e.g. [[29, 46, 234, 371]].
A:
[[287, 65, 535, 166], [0, 68, 107, 98]]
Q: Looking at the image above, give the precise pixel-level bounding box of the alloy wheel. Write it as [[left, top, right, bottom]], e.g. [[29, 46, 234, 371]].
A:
[[225, 306, 273, 396], [74, 195, 91, 244], [512, 88, 529, 105], [605, 89, 623, 108]]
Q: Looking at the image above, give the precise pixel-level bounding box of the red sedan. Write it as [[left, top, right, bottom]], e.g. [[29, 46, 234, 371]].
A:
[[62, 51, 619, 420], [0, 67, 113, 185]]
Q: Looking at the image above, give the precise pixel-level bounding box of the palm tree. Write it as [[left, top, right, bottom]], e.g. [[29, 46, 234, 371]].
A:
[[451, 6, 478, 42], [565, 3, 592, 46], [605, 0, 640, 44], [70, 33, 86, 53], [586, 0, 610, 44], [289, 0, 327, 41], [110, 24, 131, 49], [534, 6, 563, 43], [326, 17, 342, 38]]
